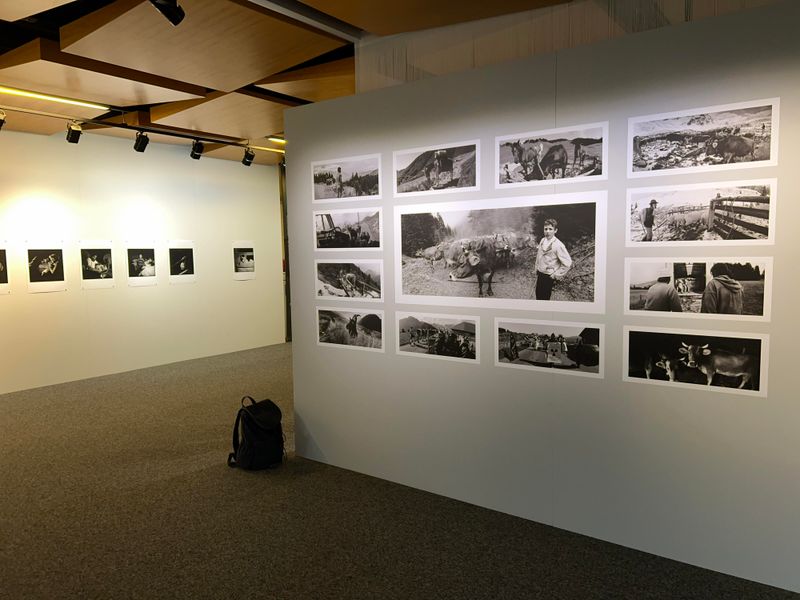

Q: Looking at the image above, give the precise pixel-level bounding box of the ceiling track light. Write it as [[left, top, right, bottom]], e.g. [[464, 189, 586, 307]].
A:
[[0, 109, 5, 131], [190, 140, 204, 159], [66, 121, 82, 144], [242, 147, 255, 166], [133, 131, 150, 153], [149, 0, 185, 26]]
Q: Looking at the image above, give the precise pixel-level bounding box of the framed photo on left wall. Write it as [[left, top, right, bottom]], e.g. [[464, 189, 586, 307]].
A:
[[0, 245, 9, 294], [233, 240, 255, 281]]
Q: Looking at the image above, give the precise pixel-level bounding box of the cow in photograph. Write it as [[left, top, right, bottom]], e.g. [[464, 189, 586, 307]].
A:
[[443, 240, 468, 270], [678, 342, 755, 388], [536, 144, 568, 179], [448, 237, 495, 297], [415, 244, 444, 269], [509, 141, 539, 180], [706, 135, 756, 164]]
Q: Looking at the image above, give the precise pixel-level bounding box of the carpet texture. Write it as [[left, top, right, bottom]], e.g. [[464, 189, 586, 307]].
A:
[[0, 344, 796, 599]]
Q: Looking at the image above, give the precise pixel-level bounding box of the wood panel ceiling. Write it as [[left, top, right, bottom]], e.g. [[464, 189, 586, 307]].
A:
[[0, 0, 74, 23], [256, 57, 355, 103]]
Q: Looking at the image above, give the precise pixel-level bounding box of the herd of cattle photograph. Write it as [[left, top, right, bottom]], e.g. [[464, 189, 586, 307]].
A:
[[310, 95, 777, 393]]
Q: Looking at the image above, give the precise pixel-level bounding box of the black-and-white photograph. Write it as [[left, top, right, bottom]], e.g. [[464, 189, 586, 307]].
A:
[[314, 207, 381, 251], [496, 122, 607, 187], [624, 327, 768, 396], [168, 242, 196, 285], [232, 241, 256, 282], [627, 179, 776, 247], [394, 140, 479, 196], [0, 248, 8, 287], [317, 308, 384, 352], [81, 248, 113, 280], [397, 312, 478, 363], [395, 193, 607, 313], [128, 248, 156, 278], [311, 154, 381, 202], [628, 98, 778, 177], [315, 260, 382, 301], [27, 248, 66, 294], [626, 257, 771, 321], [496, 318, 602, 378]]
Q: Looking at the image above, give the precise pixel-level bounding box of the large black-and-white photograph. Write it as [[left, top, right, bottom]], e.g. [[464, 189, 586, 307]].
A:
[[625, 257, 772, 321], [233, 241, 255, 281], [397, 312, 478, 363], [495, 318, 603, 378], [395, 193, 607, 313], [311, 154, 381, 202], [314, 207, 382, 251], [317, 308, 384, 353], [0, 247, 8, 289], [315, 259, 382, 301], [169, 241, 196, 284], [628, 98, 778, 177], [496, 122, 607, 188], [394, 140, 479, 196], [627, 179, 776, 247], [80, 241, 114, 290], [127, 247, 156, 286], [27, 247, 66, 293], [624, 327, 768, 397]]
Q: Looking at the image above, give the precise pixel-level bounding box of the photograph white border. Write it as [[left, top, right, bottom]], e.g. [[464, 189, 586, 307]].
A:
[[232, 240, 255, 281], [168, 239, 197, 284], [312, 207, 383, 253], [316, 306, 386, 354], [126, 242, 157, 287], [495, 121, 609, 190], [627, 97, 780, 179], [26, 242, 67, 293], [395, 311, 480, 365], [79, 240, 115, 290], [624, 256, 773, 322], [394, 191, 607, 313], [622, 325, 769, 397], [314, 258, 384, 303], [393, 139, 481, 198], [310, 153, 382, 204], [494, 317, 604, 379], [625, 178, 777, 248], [0, 241, 9, 295]]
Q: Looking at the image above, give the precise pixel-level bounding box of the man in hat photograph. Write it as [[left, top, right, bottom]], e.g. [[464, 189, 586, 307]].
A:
[[639, 198, 658, 241]]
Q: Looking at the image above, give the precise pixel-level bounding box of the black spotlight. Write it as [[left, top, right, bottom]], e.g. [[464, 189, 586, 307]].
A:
[[149, 0, 185, 26], [133, 131, 150, 152], [66, 121, 82, 144], [190, 140, 204, 160], [0, 110, 5, 131], [242, 147, 255, 166]]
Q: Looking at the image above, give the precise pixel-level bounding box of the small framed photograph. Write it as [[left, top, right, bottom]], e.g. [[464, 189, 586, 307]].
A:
[[27, 246, 66, 293], [233, 241, 255, 281], [127, 245, 157, 287], [317, 307, 384, 353], [79, 241, 114, 289], [396, 312, 479, 364], [495, 318, 603, 378], [168, 240, 196, 284], [394, 140, 479, 197], [314, 207, 382, 251], [311, 154, 381, 203], [315, 259, 383, 302], [0, 245, 9, 294]]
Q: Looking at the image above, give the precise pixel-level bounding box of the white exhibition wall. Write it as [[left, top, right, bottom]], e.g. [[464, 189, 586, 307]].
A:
[[0, 132, 285, 395], [286, 1, 800, 593]]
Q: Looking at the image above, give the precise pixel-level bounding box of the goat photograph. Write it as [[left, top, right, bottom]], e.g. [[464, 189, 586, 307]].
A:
[[626, 179, 776, 247], [395, 193, 606, 313], [625, 257, 772, 321], [624, 327, 768, 396], [311, 154, 381, 202], [394, 140, 479, 196], [315, 259, 383, 302], [317, 308, 384, 352], [496, 122, 607, 188], [628, 98, 778, 177], [397, 312, 479, 363]]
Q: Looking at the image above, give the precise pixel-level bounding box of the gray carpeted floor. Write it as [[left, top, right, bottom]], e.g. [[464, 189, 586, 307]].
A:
[[0, 344, 796, 600]]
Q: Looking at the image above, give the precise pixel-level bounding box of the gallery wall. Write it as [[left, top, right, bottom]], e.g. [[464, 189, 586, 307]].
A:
[[286, 0, 800, 591], [0, 131, 285, 395]]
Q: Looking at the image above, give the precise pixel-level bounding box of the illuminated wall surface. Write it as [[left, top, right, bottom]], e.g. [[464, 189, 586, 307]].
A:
[[0, 132, 285, 394], [286, 2, 800, 592]]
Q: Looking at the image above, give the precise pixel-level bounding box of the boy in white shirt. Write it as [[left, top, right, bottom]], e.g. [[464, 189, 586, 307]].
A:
[[535, 219, 572, 300]]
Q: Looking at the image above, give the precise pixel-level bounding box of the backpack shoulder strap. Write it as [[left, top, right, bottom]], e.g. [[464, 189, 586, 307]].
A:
[[227, 408, 244, 468]]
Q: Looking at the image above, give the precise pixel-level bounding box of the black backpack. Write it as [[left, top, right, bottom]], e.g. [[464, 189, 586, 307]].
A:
[[227, 396, 285, 470]]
